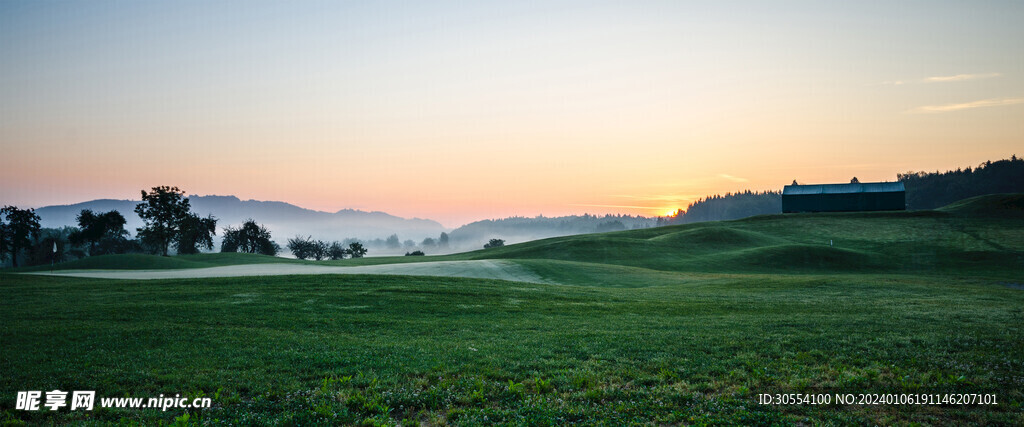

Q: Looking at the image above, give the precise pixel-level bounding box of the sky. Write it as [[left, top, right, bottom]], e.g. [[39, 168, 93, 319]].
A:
[[2, 0, 1022, 227]]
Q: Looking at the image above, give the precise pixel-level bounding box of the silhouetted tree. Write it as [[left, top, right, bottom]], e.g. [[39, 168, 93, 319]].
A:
[[135, 186, 192, 256], [1, 206, 41, 268], [898, 156, 1024, 209], [327, 241, 347, 260], [70, 209, 128, 256], [438, 232, 449, 248], [260, 240, 280, 256], [483, 238, 504, 249], [176, 214, 218, 255], [0, 221, 8, 266], [421, 237, 437, 249], [663, 191, 782, 225], [222, 219, 278, 256], [70, 210, 99, 254], [288, 236, 315, 260], [311, 240, 329, 261], [850, 177, 860, 183], [95, 235, 146, 256], [220, 234, 240, 253], [405, 250, 425, 256], [348, 242, 368, 258], [288, 236, 328, 260]]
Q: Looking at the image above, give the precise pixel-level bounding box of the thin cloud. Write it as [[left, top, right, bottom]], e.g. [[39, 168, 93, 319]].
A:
[[910, 97, 1024, 114], [924, 72, 1001, 83], [718, 174, 748, 183], [872, 72, 999, 86]]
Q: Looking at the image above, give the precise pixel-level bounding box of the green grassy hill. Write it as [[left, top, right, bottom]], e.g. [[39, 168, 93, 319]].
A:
[[15, 252, 311, 272], [465, 193, 1024, 277], [937, 192, 1024, 215]]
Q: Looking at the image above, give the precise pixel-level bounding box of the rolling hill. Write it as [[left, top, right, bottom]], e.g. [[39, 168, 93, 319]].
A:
[[464, 193, 1024, 278]]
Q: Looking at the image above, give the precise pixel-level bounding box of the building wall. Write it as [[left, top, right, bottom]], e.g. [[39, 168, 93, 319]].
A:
[[782, 192, 905, 213]]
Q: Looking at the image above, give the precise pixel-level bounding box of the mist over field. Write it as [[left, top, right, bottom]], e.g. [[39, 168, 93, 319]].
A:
[[30, 195, 660, 255], [33, 195, 445, 253]]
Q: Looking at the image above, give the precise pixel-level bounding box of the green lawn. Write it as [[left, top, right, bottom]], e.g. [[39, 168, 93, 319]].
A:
[[1, 194, 1022, 425], [2, 272, 1021, 425], [465, 194, 1024, 278]]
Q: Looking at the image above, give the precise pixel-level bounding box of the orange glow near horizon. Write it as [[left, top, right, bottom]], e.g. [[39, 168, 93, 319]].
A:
[[2, 2, 1023, 228], [1, 92, 1022, 228]]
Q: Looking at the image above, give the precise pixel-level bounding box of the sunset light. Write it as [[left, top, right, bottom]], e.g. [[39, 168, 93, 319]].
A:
[[3, 2, 1023, 425], [2, 1, 1022, 227]]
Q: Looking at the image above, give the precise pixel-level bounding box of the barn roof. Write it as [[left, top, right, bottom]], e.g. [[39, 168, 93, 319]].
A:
[[783, 181, 905, 195]]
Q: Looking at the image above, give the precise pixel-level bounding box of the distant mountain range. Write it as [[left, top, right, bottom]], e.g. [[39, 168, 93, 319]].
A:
[[33, 196, 664, 253], [35, 195, 447, 244]]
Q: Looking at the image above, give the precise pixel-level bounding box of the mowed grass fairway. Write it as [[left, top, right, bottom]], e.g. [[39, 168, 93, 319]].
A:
[[2, 195, 1023, 425]]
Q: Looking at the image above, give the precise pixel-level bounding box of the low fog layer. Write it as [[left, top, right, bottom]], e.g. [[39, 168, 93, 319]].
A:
[[33, 195, 659, 256], [35, 195, 446, 255]]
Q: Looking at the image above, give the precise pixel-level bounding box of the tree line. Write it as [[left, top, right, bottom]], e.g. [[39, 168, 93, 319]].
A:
[[286, 236, 367, 260], [898, 155, 1023, 209], [2, 205, 150, 268], [0, 206, 43, 268], [3, 186, 299, 267], [658, 191, 781, 225], [658, 155, 1023, 225]]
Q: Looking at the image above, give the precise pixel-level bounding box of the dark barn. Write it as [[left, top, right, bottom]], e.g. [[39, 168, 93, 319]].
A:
[[782, 182, 905, 213]]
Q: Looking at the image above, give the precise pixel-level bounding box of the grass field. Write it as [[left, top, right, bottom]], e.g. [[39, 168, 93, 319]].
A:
[[2, 194, 1023, 425]]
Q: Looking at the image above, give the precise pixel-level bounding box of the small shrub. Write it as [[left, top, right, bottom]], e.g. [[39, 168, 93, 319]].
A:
[[506, 380, 525, 398], [534, 377, 553, 394]]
